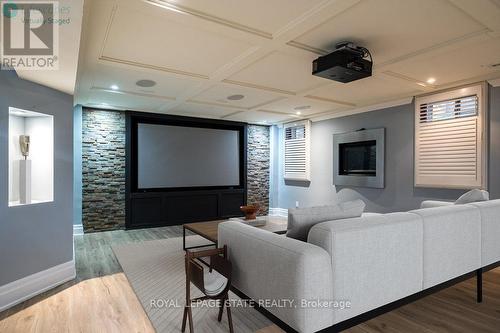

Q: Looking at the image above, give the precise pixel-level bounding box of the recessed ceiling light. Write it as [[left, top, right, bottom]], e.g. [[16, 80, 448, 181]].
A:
[[227, 94, 245, 101], [296, 111, 302, 115], [294, 105, 311, 111], [136, 79, 157, 88], [426, 77, 436, 84], [110, 84, 119, 90]]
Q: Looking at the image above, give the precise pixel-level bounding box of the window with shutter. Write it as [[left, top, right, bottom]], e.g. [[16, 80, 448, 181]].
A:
[[284, 120, 311, 181], [415, 84, 487, 189]]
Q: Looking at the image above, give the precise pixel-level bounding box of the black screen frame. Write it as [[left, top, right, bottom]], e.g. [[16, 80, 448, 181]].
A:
[[128, 112, 247, 193]]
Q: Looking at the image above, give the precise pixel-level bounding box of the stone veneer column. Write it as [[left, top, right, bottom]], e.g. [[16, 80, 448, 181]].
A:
[[247, 125, 270, 215], [82, 109, 126, 232]]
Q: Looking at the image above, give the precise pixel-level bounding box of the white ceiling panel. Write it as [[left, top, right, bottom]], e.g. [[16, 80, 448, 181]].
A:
[[16, 0, 84, 94], [90, 64, 199, 98], [165, 0, 325, 35], [191, 83, 281, 108], [385, 37, 500, 86], [225, 110, 294, 124], [169, 102, 239, 118], [260, 96, 345, 116], [73, 0, 500, 122], [293, 0, 486, 65], [228, 49, 326, 93], [308, 75, 422, 106], [102, 4, 255, 77], [87, 90, 171, 111]]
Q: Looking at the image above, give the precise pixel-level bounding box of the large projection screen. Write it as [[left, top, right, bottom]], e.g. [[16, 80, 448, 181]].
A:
[[137, 123, 240, 189]]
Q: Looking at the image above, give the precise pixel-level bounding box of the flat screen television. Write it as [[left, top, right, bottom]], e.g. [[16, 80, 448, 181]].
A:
[[134, 122, 244, 190]]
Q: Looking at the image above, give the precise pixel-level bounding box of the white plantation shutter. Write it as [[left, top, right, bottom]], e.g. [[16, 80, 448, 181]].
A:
[[415, 84, 487, 189], [284, 120, 311, 181]]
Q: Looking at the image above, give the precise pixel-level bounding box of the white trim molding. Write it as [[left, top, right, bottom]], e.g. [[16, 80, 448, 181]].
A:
[[73, 224, 84, 236], [488, 78, 500, 87], [0, 260, 76, 312], [310, 97, 414, 122], [269, 207, 288, 217]]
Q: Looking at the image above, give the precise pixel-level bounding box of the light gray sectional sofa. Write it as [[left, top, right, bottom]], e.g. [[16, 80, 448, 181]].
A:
[[218, 199, 500, 333]]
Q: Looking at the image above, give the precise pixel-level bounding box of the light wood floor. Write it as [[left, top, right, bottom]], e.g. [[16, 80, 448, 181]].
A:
[[1, 226, 499, 333]]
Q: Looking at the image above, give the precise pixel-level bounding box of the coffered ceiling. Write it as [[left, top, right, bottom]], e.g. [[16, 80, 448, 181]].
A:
[[15, 0, 84, 95], [73, 0, 500, 124]]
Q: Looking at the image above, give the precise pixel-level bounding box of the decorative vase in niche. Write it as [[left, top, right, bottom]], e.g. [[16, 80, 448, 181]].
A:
[[20, 135, 30, 159], [19, 135, 31, 204]]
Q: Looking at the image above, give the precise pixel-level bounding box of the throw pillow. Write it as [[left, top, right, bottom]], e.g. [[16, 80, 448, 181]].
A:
[[286, 199, 366, 241], [455, 189, 489, 205]]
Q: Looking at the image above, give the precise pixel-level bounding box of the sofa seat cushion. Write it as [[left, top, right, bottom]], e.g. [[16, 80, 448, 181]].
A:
[[287, 200, 365, 241]]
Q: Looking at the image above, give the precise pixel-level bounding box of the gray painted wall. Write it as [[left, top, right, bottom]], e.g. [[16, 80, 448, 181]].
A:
[[0, 70, 74, 286], [273, 85, 500, 213], [73, 105, 82, 226], [489, 86, 500, 199]]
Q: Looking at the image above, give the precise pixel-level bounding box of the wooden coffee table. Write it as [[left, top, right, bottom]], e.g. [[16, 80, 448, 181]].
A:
[[183, 216, 287, 251]]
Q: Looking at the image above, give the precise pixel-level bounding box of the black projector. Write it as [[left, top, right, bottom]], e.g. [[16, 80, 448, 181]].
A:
[[312, 42, 372, 83]]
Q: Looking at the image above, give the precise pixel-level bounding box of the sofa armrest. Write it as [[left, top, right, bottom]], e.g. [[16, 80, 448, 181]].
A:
[[218, 222, 334, 333], [420, 200, 454, 209]]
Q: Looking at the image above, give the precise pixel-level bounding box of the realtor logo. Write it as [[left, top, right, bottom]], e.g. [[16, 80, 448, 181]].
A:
[[1, 1, 59, 70]]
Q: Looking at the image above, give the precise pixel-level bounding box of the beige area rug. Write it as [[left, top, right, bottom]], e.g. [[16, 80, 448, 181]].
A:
[[112, 236, 272, 333]]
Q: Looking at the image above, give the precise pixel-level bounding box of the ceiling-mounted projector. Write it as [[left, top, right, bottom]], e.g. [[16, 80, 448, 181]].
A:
[[312, 42, 372, 83]]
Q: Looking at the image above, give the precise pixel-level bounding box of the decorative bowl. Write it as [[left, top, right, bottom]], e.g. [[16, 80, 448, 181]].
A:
[[240, 205, 260, 220]]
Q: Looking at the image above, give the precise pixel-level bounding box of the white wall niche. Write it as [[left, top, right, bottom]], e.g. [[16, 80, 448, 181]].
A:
[[8, 107, 54, 207]]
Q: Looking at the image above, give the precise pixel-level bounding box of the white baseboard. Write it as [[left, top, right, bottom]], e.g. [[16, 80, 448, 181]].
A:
[[0, 260, 76, 312], [73, 224, 83, 236], [269, 207, 288, 217]]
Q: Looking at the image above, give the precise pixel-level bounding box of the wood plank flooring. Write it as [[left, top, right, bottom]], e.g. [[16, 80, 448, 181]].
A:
[[1, 226, 499, 332], [0, 226, 183, 333]]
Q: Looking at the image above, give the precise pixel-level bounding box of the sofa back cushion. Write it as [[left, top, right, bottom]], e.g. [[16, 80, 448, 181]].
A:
[[308, 213, 424, 324], [410, 205, 481, 288], [286, 200, 365, 241], [455, 189, 489, 204]]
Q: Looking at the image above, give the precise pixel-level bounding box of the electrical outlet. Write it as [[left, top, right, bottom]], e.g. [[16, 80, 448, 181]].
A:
[[295, 201, 299, 208]]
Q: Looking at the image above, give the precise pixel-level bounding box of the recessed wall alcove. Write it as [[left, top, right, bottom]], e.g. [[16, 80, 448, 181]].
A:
[[8, 107, 54, 207]]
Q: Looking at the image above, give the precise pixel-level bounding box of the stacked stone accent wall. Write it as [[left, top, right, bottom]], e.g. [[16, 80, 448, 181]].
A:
[[247, 125, 270, 215], [81, 113, 270, 231], [82, 109, 126, 232]]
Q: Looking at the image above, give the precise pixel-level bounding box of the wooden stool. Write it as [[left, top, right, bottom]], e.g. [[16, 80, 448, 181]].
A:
[[182, 245, 233, 333]]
